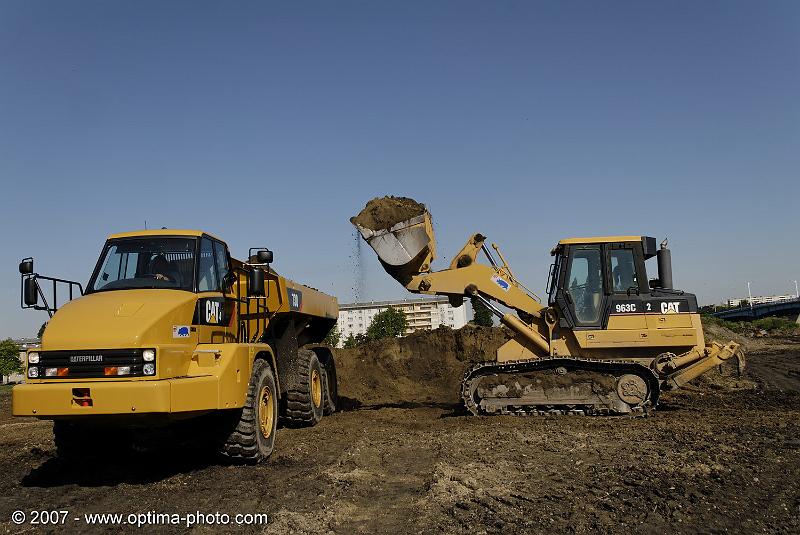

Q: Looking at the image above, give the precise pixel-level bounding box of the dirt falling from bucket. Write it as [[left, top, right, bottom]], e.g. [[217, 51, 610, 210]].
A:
[[349, 228, 366, 301]]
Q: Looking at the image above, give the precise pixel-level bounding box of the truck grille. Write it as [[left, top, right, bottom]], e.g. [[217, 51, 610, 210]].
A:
[[34, 349, 147, 379]]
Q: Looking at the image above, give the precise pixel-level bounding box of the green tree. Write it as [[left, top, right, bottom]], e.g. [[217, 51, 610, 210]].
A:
[[366, 307, 407, 341], [470, 297, 494, 327], [0, 338, 22, 383], [37, 322, 48, 339], [342, 333, 367, 348], [323, 326, 341, 347]]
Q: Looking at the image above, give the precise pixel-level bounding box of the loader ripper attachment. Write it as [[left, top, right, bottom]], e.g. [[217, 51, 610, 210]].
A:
[[461, 358, 661, 416], [656, 341, 746, 390]]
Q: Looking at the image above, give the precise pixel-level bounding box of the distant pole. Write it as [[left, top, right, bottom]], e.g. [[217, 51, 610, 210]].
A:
[[747, 282, 753, 310]]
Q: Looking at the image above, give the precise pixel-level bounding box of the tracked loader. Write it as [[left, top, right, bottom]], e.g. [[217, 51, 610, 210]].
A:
[[15, 230, 338, 462], [353, 201, 745, 416]]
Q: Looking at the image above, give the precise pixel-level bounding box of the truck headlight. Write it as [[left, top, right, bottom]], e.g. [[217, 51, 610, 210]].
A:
[[28, 352, 39, 364], [142, 349, 155, 362], [28, 366, 39, 378], [143, 363, 155, 375]]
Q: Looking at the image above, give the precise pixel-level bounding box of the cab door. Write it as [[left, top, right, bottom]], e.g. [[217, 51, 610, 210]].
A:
[[195, 236, 235, 344], [558, 245, 607, 329], [605, 244, 648, 330]]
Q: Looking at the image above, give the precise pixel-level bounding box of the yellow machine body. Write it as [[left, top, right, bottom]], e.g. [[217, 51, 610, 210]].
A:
[[354, 210, 745, 415], [14, 229, 338, 421]]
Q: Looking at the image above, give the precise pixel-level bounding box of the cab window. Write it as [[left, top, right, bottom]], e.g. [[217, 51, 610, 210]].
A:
[[89, 238, 195, 292], [566, 247, 603, 324], [213, 241, 230, 288], [197, 238, 219, 292], [611, 249, 638, 293]]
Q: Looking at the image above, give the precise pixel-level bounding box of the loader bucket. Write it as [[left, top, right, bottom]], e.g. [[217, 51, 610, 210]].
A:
[[353, 212, 437, 285]]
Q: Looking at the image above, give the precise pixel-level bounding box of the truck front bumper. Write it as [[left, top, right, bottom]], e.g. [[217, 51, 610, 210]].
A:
[[12, 376, 219, 417]]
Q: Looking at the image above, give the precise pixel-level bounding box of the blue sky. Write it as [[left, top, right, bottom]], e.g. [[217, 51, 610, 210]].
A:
[[1, 1, 797, 338]]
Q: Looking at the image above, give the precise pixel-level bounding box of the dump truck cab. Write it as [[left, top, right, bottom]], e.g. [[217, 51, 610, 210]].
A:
[[14, 229, 339, 463]]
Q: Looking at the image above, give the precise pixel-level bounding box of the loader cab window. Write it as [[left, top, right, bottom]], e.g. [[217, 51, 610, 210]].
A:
[[88, 238, 196, 292], [611, 249, 638, 293], [197, 238, 219, 292], [565, 247, 603, 324]]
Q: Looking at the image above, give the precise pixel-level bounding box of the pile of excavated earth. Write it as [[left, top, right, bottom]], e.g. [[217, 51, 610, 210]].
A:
[[335, 324, 512, 407], [334, 322, 757, 409], [350, 196, 427, 231]]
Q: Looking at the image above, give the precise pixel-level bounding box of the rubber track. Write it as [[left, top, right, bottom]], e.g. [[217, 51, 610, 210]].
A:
[[461, 357, 661, 416]]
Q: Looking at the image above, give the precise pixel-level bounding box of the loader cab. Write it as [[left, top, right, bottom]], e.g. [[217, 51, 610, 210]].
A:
[[547, 236, 697, 330]]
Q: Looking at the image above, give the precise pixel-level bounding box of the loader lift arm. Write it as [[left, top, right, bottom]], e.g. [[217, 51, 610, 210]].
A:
[[399, 232, 554, 355]]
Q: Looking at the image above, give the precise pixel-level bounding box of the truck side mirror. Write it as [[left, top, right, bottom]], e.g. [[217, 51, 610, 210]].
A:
[[222, 271, 237, 289], [248, 268, 265, 297], [257, 250, 273, 264], [19, 258, 33, 275], [24, 277, 38, 306]]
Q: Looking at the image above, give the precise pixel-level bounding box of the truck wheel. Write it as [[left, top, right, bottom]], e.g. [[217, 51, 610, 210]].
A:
[[322, 358, 338, 415], [219, 359, 277, 464], [284, 349, 324, 427]]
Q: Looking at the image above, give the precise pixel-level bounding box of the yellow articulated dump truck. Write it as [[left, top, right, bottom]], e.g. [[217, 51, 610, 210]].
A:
[[14, 229, 338, 463]]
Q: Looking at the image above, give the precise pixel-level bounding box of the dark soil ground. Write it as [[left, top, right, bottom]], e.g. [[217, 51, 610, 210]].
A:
[[1, 330, 798, 534]]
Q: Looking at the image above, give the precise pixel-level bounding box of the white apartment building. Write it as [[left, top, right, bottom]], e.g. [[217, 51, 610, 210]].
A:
[[337, 296, 469, 345], [725, 294, 798, 307]]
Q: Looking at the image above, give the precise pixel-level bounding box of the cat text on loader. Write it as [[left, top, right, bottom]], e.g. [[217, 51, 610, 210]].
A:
[[14, 230, 339, 462], [352, 198, 745, 416]]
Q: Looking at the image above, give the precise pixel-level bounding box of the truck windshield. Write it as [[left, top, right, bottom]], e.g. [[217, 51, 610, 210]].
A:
[[88, 237, 197, 292]]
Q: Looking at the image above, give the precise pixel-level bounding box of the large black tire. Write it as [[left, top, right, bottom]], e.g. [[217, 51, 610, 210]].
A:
[[283, 349, 324, 427], [219, 359, 278, 464]]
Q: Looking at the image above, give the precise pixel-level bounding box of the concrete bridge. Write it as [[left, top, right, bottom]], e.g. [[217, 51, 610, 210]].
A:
[[711, 297, 800, 322]]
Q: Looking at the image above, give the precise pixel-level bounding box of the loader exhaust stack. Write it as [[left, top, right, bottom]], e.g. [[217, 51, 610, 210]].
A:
[[657, 240, 673, 290]]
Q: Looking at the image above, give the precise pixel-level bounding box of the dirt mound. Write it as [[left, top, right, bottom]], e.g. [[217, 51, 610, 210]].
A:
[[336, 323, 761, 407], [350, 196, 427, 231], [703, 319, 760, 350], [335, 325, 512, 406]]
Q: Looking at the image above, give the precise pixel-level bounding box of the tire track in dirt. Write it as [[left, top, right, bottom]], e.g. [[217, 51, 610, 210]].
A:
[[746, 349, 800, 391], [267, 408, 442, 534]]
